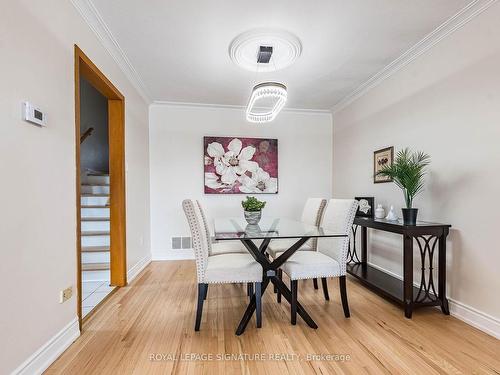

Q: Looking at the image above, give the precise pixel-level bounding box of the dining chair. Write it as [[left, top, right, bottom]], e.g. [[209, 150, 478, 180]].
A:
[[279, 199, 358, 324], [267, 198, 327, 297], [182, 199, 264, 331], [196, 201, 247, 256], [196, 200, 255, 297]]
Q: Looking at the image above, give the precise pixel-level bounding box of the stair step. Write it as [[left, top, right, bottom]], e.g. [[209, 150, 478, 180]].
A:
[[81, 217, 110, 222], [82, 182, 110, 186], [82, 246, 110, 253], [82, 262, 110, 271], [83, 175, 110, 185], [81, 231, 110, 236]]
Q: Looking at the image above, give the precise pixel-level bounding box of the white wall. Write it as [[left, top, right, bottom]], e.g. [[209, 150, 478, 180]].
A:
[[149, 104, 332, 259], [332, 3, 500, 336], [0, 1, 151, 373]]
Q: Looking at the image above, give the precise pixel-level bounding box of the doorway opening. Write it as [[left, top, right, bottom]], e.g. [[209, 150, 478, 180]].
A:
[[75, 45, 126, 328]]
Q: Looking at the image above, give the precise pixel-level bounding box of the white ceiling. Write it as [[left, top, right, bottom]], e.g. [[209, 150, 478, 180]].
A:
[[90, 0, 471, 110]]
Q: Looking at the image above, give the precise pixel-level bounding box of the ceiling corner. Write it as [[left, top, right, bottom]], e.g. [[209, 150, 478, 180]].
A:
[[70, 0, 153, 105], [331, 0, 497, 114]]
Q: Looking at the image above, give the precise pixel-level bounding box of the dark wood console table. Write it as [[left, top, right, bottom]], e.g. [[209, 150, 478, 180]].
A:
[[346, 217, 451, 318]]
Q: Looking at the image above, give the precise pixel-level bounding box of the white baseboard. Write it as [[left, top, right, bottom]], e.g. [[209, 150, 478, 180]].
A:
[[448, 299, 500, 339], [11, 317, 80, 375], [362, 262, 500, 339], [127, 253, 152, 282], [152, 249, 194, 261]]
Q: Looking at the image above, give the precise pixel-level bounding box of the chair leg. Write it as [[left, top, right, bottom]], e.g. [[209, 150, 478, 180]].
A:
[[247, 282, 254, 299], [277, 269, 282, 303], [291, 280, 298, 325], [195, 283, 207, 331], [255, 282, 262, 328], [313, 278, 318, 290], [339, 276, 350, 318], [321, 278, 330, 301], [203, 284, 208, 300]]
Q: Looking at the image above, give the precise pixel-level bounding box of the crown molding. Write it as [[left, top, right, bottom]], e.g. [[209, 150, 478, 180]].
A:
[[71, 0, 152, 104], [332, 0, 498, 114], [151, 100, 332, 116]]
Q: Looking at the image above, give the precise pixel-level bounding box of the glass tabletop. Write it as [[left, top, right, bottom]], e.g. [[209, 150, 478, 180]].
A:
[[214, 217, 348, 240]]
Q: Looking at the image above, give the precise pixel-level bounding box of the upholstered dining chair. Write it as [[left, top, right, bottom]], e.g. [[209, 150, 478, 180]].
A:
[[182, 199, 264, 331], [279, 199, 358, 324], [196, 200, 255, 297], [267, 198, 327, 298]]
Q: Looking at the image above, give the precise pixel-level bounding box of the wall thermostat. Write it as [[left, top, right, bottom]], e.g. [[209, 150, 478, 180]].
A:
[[23, 101, 46, 126]]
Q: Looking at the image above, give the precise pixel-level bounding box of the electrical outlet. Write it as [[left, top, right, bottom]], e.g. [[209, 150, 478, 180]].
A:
[[59, 287, 73, 303]]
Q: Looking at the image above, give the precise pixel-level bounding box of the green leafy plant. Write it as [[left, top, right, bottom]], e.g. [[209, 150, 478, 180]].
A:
[[376, 148, 430, 208], [241, 196, 266, 212]]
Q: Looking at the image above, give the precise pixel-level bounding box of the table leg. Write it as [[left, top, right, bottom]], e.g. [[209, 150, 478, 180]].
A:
[[439, 231, 450, 315], [235, 278, 269, 335], [403, 235, 414, 318], [272, 276, 318, 329], [361, 226, 367, 265]]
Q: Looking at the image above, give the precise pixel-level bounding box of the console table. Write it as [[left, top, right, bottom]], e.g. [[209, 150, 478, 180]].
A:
[[346, 217, 451, 318]]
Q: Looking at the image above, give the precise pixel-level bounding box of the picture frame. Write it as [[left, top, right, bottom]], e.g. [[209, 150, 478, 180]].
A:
[[374, 146, 394, 183], [203, 136, 278, 194], [354, 197, 374, 218]]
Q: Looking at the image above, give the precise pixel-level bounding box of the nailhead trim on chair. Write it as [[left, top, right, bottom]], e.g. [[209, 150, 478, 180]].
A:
[[311, 199, 327, 251], [196, 200, 214, 256], [286, 272, 342, 281], [336, 200, 359, 275], [182, 199, 208, 283]]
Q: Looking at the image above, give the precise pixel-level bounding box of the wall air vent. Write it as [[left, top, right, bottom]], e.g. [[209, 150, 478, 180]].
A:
[[172, 237, 191, 249], [171, 236, 216, 249]]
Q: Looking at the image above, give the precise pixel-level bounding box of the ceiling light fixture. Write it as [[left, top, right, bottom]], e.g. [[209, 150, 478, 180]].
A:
[[246, 82, 287, 123], [230, 29, 299, 123]]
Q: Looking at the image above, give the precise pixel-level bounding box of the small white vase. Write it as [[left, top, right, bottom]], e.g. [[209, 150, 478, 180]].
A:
[[375, 204, 385, 219], [385, 205, 398, 221]]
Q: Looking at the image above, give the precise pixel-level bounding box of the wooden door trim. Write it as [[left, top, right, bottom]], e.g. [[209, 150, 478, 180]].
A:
[[75, 45, 127, 330]]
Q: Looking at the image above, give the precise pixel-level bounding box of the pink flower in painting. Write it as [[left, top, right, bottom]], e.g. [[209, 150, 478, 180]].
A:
[[206, 138, 258, 185]]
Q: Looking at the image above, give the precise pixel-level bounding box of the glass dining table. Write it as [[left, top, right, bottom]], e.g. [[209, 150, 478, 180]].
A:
[[214, 217, 348, 335]]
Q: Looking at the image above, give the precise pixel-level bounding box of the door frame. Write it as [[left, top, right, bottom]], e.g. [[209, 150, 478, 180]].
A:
[[75, 45, 127, 329]]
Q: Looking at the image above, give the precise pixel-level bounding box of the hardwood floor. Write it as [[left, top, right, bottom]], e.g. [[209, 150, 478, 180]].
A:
[[47, 261, 500, 374]]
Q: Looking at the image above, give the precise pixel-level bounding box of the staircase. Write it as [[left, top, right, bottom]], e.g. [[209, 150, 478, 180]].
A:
[[81, 173, 110, 281]]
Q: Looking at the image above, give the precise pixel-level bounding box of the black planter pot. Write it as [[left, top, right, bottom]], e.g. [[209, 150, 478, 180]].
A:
[[402, 208, 418, 225]]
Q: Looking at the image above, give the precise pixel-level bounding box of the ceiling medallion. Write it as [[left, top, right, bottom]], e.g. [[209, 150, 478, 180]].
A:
[[246, 82, 287, 123], [229, 28, 302, 73]]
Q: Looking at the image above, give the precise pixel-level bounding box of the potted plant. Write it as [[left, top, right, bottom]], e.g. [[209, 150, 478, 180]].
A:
[[375, 148, 430, 225], [241, 196, 266, 225]]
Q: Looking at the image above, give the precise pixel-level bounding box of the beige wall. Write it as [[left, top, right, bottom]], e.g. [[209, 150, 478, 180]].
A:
[[0, 1, 151, 373], [333, 3, 500, 332]]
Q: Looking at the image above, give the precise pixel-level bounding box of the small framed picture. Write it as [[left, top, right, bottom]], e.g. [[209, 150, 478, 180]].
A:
[[374, 146, 394, 183], [355, 197, 374, 218]]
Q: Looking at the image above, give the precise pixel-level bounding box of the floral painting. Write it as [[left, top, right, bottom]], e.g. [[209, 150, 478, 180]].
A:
[[204, 136, 278, 194]]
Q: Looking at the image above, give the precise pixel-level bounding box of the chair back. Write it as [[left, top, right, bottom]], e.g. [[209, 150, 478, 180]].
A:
[[182, 199, 210, 283], [195, 201, 215, 256], [301, 198, 327, 250], [317, 199, 358, 275]]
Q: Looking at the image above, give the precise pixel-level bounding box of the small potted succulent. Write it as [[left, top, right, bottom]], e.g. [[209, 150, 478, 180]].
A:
[[375, 148, 430, 225], [241, 196, 266, 225]]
